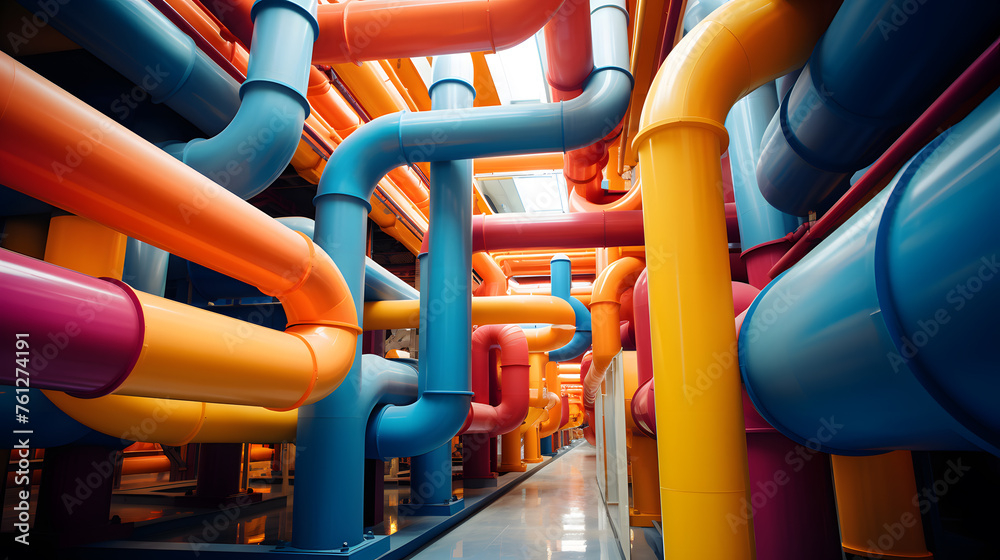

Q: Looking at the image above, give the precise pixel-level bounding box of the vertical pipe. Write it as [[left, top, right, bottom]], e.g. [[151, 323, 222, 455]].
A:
[[295, 194, 369, 550]]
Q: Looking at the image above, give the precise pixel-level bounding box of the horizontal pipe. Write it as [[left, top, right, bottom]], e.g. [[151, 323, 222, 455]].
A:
[[740, 87, 1000, 455], [473, 153, 565, 174], [363, 295, 574, 330], [315, 0, 565, 64], [472, 210, 644, 252]]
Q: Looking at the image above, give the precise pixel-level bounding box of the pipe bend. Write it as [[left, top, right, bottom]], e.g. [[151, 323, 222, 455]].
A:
[[315, 113, 405, 205], [367, 390, 474, 460]]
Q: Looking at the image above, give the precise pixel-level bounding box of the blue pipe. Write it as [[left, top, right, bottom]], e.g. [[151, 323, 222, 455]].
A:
[[184, 217, 418, 302], [304, 1, 628, 546], [313, 0, 630, 205], [724, 83, 800, 251], [682, 0, 729, 34], [739, 87, 1000, 456], [293, 192, 371, 551], [548, 254, 592, 362], [756, 0, 1000, 216], [16, 0, 240, 136], [123, 238, 169, 296], [366, 55, 477, 461], [163, 0, 319, 199], [408, 245, 457, 509]]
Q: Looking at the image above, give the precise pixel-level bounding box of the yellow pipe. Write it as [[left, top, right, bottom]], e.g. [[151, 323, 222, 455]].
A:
[[583, 257, 644, 405], [632, 1, 839, 556], [40, 215, 297, 444], [363, 295, 575, 330], [523, 325, 575, 353]]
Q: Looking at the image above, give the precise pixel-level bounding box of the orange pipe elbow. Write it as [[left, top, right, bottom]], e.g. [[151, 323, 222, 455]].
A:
[[583, 257, 645, 407]]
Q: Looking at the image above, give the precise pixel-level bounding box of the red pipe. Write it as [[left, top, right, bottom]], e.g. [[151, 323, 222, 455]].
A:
[[559, 394, 570, 429], [655, 0, 686, 68], [543, 0, 593, 100], [460, 324, 530, 437], [579, 352, 596, 445], [769, 36, 1000, 278], [472, 206, 738, 253]]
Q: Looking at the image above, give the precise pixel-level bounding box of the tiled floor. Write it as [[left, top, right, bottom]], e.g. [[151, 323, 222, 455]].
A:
[[405, 445, 655, 560]]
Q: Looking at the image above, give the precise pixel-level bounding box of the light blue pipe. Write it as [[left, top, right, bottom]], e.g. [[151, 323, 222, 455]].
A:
[[15, 0, 240, 136], [123, 238, 169, 296], [313, 0, 630, 205], [548, 254, 592, 362], [408, 246, 458, 510], [366, 55, 477, 462], [724, 83, 800, 251], [293, 191, 374, 551], [682, 0, 730, 34], [162, 0, 319, 199], [756, 0, 1000, 216], [739, 87, 1000, 456]]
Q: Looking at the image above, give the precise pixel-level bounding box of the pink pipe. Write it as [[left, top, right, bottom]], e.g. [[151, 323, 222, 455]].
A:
[[631, 280, 760, 437], [460, 324, 530, 437], [0, 249, 144, 397], [770, 36, 1000, 278]]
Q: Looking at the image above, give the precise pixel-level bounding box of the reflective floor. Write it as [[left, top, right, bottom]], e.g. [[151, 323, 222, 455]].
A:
[[406, 445, 652, 560]]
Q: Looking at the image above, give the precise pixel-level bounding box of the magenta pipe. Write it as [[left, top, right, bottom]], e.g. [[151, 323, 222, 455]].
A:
[[769, 36, 1000, 279], [0, 248, 144, 397], [460, 324, 530, 437]]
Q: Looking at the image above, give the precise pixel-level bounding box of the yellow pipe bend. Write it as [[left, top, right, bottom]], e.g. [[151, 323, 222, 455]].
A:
[[631, 0, 840, 557]]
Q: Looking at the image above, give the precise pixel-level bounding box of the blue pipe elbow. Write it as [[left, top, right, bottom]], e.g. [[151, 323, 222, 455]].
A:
[[366, 390, 474, 461], [756, 0, 1000, 216], [549, 297, 592, 362], [740, 88, 1000, 456], [548, 255, 592, 362], [166, 0, 318, 199]]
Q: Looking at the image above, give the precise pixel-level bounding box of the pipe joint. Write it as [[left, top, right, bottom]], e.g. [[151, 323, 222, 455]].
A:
[[251, 0, 321, 38]]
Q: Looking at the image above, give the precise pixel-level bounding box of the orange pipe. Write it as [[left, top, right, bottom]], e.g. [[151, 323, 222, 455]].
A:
[[474, 153, 565, 174], [583, 257, 645, 406], [473, 252, 509, 296], [378, 59, 420, 113], [387, 58, 432, 111], [538, 361, 563, 438], [314, 0, 566, 64], [0, 53, 358, 409]]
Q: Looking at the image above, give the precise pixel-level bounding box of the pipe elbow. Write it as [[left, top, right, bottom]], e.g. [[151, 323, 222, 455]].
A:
[[368, 390, 474, 460], [316, 113, 404, 205], [633, 0, 839, 154], [487, 0, 566, 51]]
